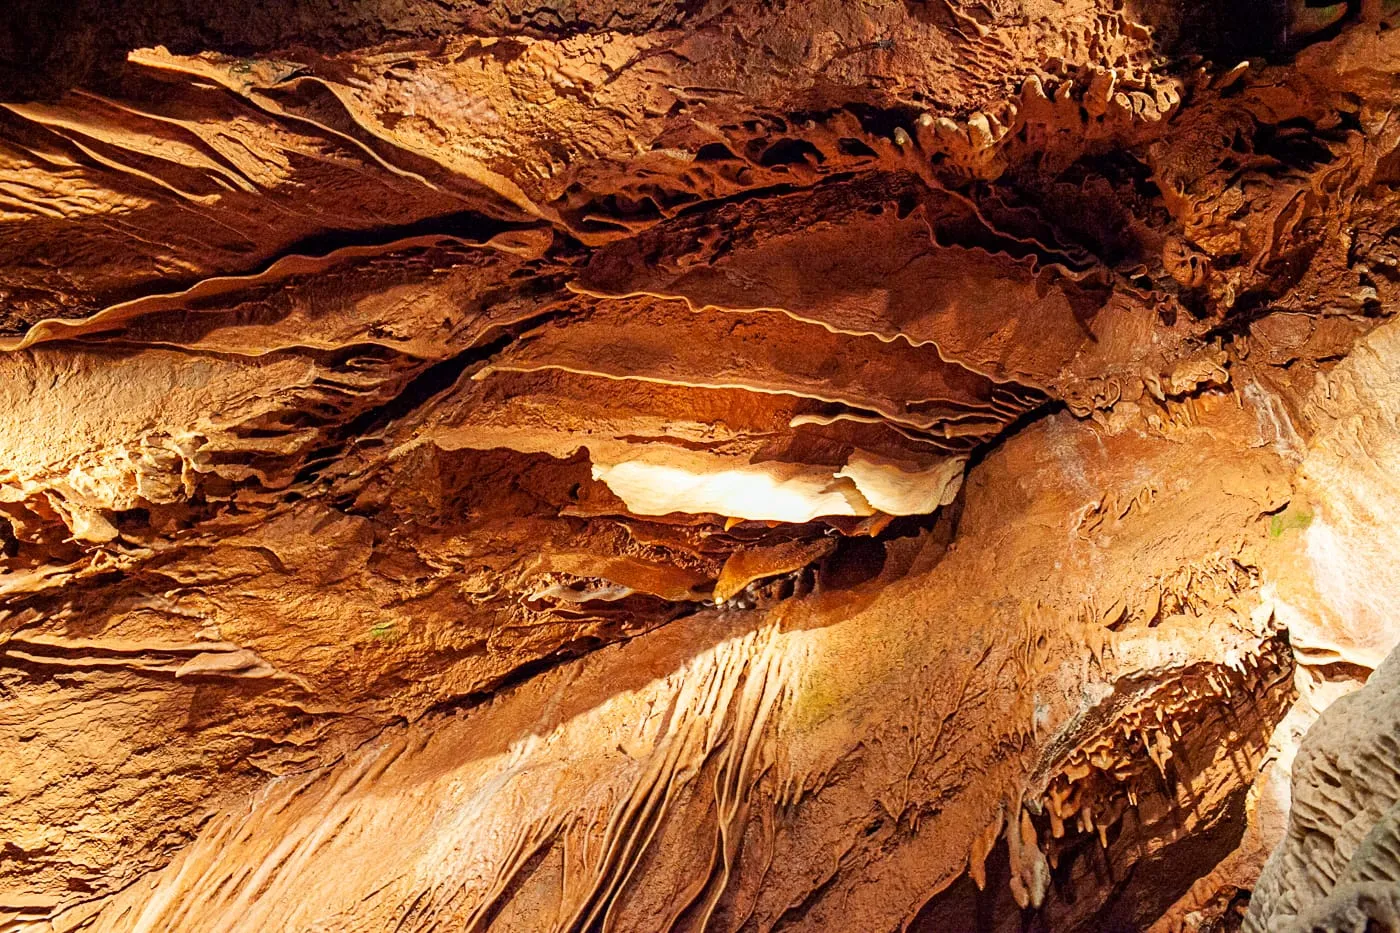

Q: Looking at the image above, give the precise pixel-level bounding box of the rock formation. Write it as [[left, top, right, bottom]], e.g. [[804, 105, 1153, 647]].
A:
[[1, 1, 1399, 930], [1246, 643, 1400, 933]]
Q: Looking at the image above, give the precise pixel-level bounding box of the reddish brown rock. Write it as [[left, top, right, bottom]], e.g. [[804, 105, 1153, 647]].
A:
[[2, 2, 1400, 931]]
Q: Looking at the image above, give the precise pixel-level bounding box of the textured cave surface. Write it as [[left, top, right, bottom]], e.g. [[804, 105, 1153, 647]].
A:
[[3, 1, 1400, 931], [1247, 643, 1400, 933]]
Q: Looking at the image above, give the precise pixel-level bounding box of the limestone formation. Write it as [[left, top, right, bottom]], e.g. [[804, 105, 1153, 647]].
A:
[[2, 1, 1400, 930], [1247, 646, 1400, 933]]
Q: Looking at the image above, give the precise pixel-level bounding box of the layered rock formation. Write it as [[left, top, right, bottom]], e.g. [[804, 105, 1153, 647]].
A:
[[2, 1, 1400, 930]]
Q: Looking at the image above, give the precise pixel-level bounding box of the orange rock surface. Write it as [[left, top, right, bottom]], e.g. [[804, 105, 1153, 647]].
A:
[[2, 2, 1400, 930]]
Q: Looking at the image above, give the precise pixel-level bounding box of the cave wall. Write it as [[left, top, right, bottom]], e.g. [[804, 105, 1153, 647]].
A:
[[2, 1, 1400, 930], [1246, 642, 1400, 933]]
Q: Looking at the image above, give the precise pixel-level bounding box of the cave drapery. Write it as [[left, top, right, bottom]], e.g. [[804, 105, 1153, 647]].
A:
[[3, 1, 1400, 931]]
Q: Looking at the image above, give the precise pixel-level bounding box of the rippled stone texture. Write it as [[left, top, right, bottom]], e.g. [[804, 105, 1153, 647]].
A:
[[2, 2, 1400, 930]]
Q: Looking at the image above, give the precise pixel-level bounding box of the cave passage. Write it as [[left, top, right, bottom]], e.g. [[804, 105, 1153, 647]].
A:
[[1, 2, 1399, 931]]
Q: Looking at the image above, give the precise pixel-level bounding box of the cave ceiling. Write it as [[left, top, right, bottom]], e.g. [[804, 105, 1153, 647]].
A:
[[2, 1, 1400, 931]]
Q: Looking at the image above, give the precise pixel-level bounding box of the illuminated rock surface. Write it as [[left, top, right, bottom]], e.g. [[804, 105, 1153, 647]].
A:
[[1, 1, 1399, 930]]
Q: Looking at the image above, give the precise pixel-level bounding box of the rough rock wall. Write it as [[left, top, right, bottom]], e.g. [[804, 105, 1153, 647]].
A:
[[1238, 315, 1400, 933], [1151, 312, 1400, 933], [2, 1, 1400, 930], [58, 389, 1304, 933], [1246, 647, 1400, 933]]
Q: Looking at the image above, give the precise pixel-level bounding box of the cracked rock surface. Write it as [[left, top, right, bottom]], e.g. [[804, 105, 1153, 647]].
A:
[[2, 1, 1400, 930]]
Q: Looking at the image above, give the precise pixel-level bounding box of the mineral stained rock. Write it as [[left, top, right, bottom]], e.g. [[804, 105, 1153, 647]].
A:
[[2, 1, 1400, 930]]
